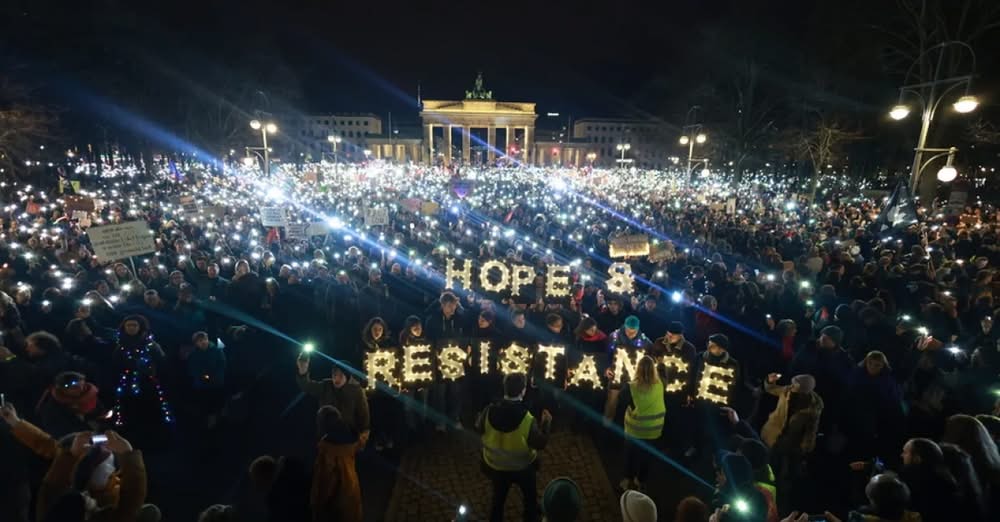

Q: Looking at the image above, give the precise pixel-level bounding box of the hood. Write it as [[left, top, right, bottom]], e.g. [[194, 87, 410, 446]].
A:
[[486, 400, 530, 433]]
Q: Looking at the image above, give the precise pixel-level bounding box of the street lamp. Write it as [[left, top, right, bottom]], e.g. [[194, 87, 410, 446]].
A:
[[679, 106, 707, 184], [250, 119, 277, 177], [616, 143, 631, 168], [363, 149, 372, 161], [586, 152, 597, 167], [888, 40, 977, 197]]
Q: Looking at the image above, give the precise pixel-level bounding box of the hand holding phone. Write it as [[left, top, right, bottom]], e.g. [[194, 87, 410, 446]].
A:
[[91, 434, 108, 445]]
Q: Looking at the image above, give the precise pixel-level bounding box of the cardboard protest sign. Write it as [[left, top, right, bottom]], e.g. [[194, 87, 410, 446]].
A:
[[87, 221, 156, 261], [285, 223, 308, 239], [364, 207, 389, 226], [609, 234, 650, 258], [259, 207, 287, 227]]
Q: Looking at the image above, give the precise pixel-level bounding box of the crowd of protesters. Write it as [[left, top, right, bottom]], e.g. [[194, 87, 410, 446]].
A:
[[0, 159, 998, 522]]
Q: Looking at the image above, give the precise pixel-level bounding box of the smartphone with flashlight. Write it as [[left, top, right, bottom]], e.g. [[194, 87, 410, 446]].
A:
[[91, 434, 108, 445]]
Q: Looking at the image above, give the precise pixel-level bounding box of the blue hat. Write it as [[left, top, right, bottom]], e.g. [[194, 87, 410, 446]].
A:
[[624, 315, 640, 330]]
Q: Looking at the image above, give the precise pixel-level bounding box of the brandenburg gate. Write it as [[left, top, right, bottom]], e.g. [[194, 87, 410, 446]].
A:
[[420, 74, 538, 165]]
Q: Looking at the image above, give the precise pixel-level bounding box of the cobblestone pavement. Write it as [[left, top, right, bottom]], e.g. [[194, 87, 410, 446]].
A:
[[384, 429, 619, 521]]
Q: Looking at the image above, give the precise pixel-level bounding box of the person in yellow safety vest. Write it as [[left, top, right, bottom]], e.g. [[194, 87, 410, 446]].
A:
[[475, 372, 553, 522], [619, 355, 666, 492]]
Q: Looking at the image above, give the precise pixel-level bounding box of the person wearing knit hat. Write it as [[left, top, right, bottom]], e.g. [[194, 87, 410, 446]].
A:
[[819, 325, 843, 348], [760, 371, 823, 513], [541, 477, 581, 522], [688, 332, 742, 457], [651, 320, 697, 455], [620, 490, 657, 522], [713, 452, 769, 522]]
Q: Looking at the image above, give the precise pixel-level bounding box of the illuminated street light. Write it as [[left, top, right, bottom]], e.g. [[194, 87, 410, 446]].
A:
[[952, 95, 979, 113], [250, 118, 277, 177], [937, 165, 957, 182], [679, 135, 689, 145], [616, 143, 631, 168], [890, 40, 977, 196], [889, 105, 911, 120], [696, 133, 707, 144]]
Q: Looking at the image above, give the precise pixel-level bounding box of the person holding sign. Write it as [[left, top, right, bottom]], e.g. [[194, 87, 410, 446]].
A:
[[474, 372, 552, 522], [689, 334, 743, 457], [604, 316, 652, 423], [617, 355, 666, 492], [296, 352, 370, 443], [360, 318, 400, 452]]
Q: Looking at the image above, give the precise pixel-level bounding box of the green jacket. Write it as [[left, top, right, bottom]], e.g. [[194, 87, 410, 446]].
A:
[[296, 373, 371, 432]]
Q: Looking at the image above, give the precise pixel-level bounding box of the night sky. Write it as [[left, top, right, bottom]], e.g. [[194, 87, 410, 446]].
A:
[[3, 0, 998, 141]]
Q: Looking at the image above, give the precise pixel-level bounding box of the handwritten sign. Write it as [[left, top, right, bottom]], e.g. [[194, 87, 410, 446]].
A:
[[609, 234, 650, 258], [260, 207, 287, 227], [364, 207, 390, 227], [87, 221, 156, 261], [285, 223, 308, 240]]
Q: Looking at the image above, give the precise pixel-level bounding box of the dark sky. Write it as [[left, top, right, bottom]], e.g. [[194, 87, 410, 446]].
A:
[[3, 0, 997, 134]]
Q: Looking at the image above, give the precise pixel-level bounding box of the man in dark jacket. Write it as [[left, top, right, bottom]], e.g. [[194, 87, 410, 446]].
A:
[[425, 292, 465, 430], [790, 325, 853, 435], [296, 353, 370, 445], [651, 321, 697, 453], [475, 373, 552, 522]]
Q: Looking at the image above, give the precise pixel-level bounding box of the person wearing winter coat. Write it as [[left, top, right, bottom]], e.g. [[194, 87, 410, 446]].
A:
[[841, 352, 905, 462], [651, 321, 696, 453], [310, 405, 363, 522], [185, 332, 226, 429], [296, 353, 370, 444], [846, 473, 922, 522], [760, 373, 823, 513], [604, 316, 653, 422], [35, 371, 103, 439]]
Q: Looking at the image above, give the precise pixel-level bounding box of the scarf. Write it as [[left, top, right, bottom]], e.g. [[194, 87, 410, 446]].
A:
[[48, 383, 99, 415]]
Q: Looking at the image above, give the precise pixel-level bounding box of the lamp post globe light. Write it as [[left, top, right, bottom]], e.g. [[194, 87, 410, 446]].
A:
[[616, 143, 631, 168], [679, 135, 690, 145], [250, 118, 277, 177], [888, 40, 978, 198]]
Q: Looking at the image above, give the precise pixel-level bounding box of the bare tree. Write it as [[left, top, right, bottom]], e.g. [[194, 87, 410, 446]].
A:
[[0, 78, 57, 177], [967, 119, 1000, 145], [786, 112, 863, 202]]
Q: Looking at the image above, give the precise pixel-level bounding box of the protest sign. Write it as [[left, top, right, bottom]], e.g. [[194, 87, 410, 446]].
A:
[[726, 197, 737, 215], [87, 221, 156, 261], [179, 195, 199, 217], [72, 210, 92, 228], [420, 201, 440, 215], [306, 222, 330, 236], [285, 223, 308, 239], [260, 207, 287, 227], [64, 195, 95, 213], [364, 206, 390, 226], [609, 234, 650, 258]]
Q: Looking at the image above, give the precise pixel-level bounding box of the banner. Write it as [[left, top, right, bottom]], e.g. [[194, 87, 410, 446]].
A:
[[306, 222, 331, 236], [260, 206, 287, 227], [87, 221, 156, 261], [364, 207, 390, 226], [609, 234, 650, 258]]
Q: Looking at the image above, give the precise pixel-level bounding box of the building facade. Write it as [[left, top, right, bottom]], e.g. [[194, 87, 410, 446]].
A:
[[572, 118, 678, 169], [291, 113, 383, 162]]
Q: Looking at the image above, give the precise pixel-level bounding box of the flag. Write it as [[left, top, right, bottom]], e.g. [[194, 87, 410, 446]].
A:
[[874, 181, 919, 235]]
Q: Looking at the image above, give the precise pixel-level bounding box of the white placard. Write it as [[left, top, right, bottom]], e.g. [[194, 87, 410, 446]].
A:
[[364, 207, 389, 226], [726, 197, 737, 215], [260, 207, 287, 227], [87, 221, 156, 261], [306, 222, 330, 236], [286, 223, 308, 239], [180, 195, 199, 216]]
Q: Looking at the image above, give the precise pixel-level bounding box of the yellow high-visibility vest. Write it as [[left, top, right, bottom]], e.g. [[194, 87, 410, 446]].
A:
[[624, 380, 665, 439], [481, 409, 537, 471]]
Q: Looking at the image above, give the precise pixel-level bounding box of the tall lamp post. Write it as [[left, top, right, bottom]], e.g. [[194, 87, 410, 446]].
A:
[[616, 143, 631, 168], [327, 135, 341, 172], [250, 119, 278, 177], [888, 41, 978, 199], [679, 105, 707, 184], [586, 152, 597, 168]]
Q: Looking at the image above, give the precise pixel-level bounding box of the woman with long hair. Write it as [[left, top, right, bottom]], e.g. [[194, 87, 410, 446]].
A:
[[941, 414, 1000, 517], [360, 317, 398, 451], [939, 442, 988, 521], [618, 355, 665, 492]]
